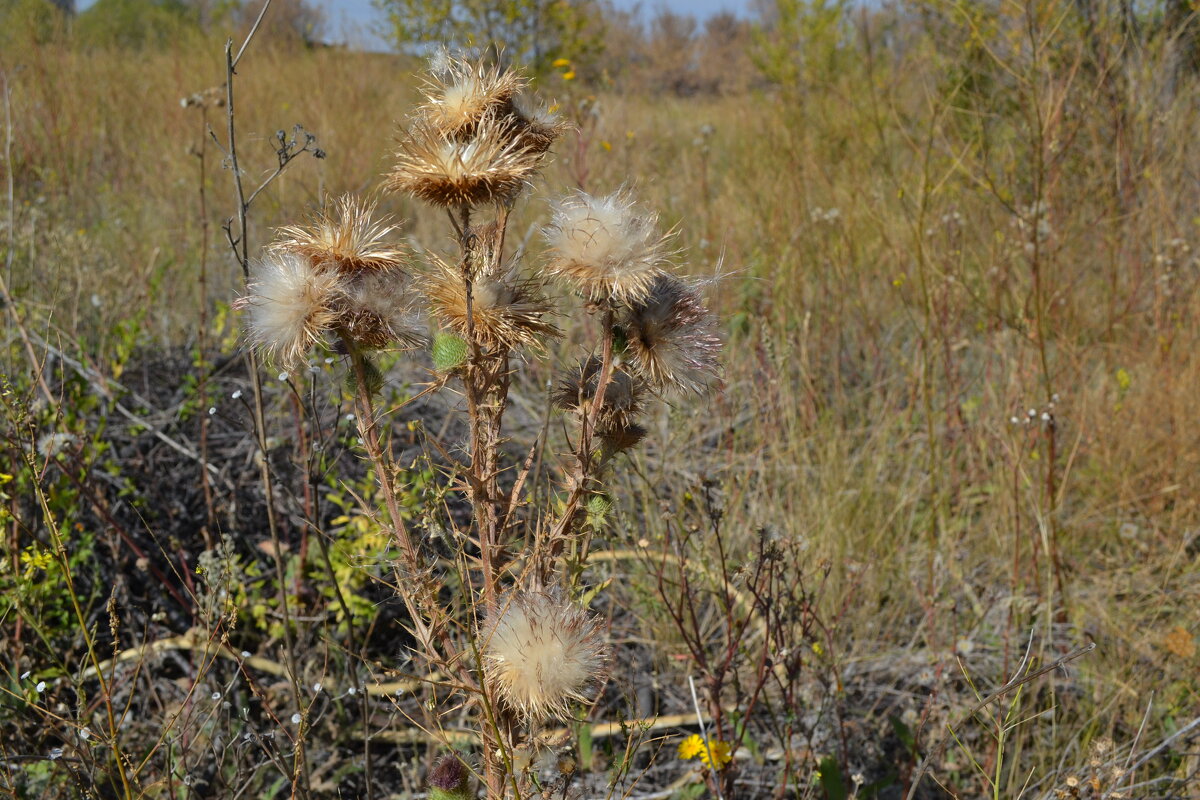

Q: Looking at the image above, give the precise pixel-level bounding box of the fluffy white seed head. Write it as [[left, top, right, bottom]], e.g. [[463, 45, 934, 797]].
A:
[[240, 252, 344, 368], [544, 192, 672, 304], [482, 591, 609, 722]]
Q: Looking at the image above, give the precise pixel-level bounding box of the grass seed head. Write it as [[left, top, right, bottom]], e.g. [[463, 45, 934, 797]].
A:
[[544, 191, 672, 304], [482, 590, 608, 722], [621, 274, 722, 395], [239, 251, 345, 368], [387, 115, 544, 208], [271, 195, 409, 274]]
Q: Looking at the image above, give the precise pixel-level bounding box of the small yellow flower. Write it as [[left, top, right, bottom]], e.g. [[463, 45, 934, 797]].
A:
[[20, 547, 53, 576], [677, 734, 704, 760], [562, 70, 576, 81], [700, 740, 732, 769], [552, 58, 571, 68], [678, 735, 732, 770]]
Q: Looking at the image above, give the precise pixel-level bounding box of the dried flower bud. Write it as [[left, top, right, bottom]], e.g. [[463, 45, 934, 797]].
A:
[[544, 191, 673, 304], [238, 251, 345, 368], [482, 590, 609, 722], [420, 55, 526, 139]]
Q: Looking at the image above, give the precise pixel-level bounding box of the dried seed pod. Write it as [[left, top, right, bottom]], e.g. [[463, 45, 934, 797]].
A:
[[420, 54, 526, 140], [503, 93, 569, 154], [422, 252, 558, 351], [481, 590, 609, 722], [544, 191, 673, 304], [271, 195, 409, 275], [553, 357, 645, 430], [336, 270, 426, 352], [387, 114, 544, 208], [621, 274, 721, 395]]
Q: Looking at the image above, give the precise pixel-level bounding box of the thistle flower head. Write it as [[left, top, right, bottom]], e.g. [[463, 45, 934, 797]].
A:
[[338, 270, 426, 352], [544, 191, 673, 304], [504, 93, 569, 154], [482, 590, 608, 722], [553, 357, 646, 431], [422, 251, 558, 351], [420, 54, 526, 139], [387, 115, 544, 208], [238, 251, 345, 368], [621, 274, 722, 395], [427, 754, 471, 799], [271, 195, 409, 274]]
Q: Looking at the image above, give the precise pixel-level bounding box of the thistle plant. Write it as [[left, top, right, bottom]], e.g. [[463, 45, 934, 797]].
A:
[[237, 51, 722, 798]]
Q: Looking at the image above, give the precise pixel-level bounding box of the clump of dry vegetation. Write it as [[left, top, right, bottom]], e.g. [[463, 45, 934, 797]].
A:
[[2, 0, 1199, 798]]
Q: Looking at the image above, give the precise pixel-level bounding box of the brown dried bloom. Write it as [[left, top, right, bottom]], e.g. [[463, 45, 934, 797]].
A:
[[422, 252, 557, 351], [420, 54, 526, 139], [553, 357, 645, 431], [239, 251, 345, 368], [272, 195, 409, 274], [621, 274, 721, 395], [387, 115, 543, 208], [503, 93, 569, 154], [337, 270, 425, 352], [544, 191, 673, 304], [482, 590, 608, 722]]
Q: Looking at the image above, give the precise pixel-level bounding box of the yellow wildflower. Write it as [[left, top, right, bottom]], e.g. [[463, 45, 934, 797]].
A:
[[677, 734, 704, 760], [678, 734, 732, 770], [552, 58, 571, 68], [700, 740, 732, 769]]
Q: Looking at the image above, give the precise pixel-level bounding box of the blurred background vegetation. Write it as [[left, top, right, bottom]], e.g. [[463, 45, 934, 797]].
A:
[[2, 0, 1199, 797]]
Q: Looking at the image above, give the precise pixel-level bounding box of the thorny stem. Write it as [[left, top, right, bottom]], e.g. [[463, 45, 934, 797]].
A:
[[544, 306, 616, 579]]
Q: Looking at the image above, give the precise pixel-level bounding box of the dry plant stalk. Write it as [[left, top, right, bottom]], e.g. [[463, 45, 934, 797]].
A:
[[236, 51, 722, 798]]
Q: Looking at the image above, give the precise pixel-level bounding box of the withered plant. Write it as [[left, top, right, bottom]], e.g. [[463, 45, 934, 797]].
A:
[[236, 51, 722, 798]]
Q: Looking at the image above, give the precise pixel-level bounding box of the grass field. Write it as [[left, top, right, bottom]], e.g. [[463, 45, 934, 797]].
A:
[[2, 2, 1199, 798]]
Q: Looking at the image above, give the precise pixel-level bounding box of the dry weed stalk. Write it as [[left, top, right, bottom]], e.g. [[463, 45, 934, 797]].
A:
[[236, 51, 723, 798]]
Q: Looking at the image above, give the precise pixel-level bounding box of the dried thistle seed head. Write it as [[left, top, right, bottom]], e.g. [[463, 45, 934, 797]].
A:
[[271, 195, 409, 274], [482, 590, 608, 722], [553, 357, 645, 430], [238, 251, 345, 368], [504, 93, 569, 154], [621, 274, 722, 395], [544, 191, 673, 304], [598, 422, 648, 455], [422, 253, 558, 351], [336, 270, 426, 352], [420, 54, 526, 139], [387, 115, 544, 208]]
